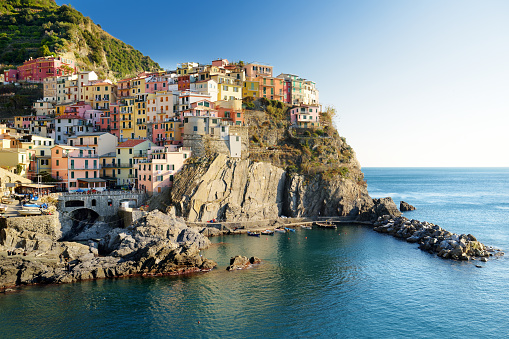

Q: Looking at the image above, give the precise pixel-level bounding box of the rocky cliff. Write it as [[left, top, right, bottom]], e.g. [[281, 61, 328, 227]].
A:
[[171, 103, 375, 222]]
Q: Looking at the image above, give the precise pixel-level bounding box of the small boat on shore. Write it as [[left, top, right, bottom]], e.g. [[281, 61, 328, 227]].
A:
[[18, 208, 42, 216], [1, 196, 16, 204], [316, 222, 337, 229], [261, 230, 274, 235], [247, 232, 260, 237], [0, 204, 8, 213]]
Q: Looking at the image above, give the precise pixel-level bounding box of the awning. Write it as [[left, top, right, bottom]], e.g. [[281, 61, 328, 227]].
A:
[[77, 178, 107, 183], [20, 184, 55, 188]]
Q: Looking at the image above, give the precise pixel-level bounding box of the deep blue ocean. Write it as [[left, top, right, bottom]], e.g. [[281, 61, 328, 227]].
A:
[[1, 168, 508, 338]]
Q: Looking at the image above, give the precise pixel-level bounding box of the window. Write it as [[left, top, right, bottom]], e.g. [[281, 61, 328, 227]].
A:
[[223, 85, 228, 91], [56, 160, 59, 166], [193, 126, 198, 132], [237, 113, 241, 118]]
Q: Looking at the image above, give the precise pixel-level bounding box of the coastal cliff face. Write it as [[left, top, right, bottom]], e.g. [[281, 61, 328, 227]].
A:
[[171, 104, 374, 222], [171, 154, 373, 222]]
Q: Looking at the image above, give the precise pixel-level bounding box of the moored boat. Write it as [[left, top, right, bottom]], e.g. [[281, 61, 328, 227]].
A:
[[285, 227, 296, 232], [300, 225, 312, 229], [274, 228, 286, 233], [316, 222, 337, 229], [261, 230, 274, 235], [247, 231, 260, 237]]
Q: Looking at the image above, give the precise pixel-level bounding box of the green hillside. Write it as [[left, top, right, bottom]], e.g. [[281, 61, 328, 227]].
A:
[[0, 0, 161, 79]]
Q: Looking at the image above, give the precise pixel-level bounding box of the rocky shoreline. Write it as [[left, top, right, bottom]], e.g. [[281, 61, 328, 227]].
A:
[[0, 197, 504, 291], [0, 210, 216, 290]]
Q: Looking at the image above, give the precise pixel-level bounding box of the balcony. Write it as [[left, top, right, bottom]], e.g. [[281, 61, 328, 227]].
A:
[[70, 166, 98, 170], [116, 163, 133, 168], [69, 154, 99, 158], [101, 163, 116, 168]]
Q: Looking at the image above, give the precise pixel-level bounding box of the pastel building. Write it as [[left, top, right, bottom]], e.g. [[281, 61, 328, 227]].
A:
[[51, 145, 104, 191], [43, 77, 57, 102], [25, 135, 55, 180], [14, 115, 36, 129], [189, 79, 218, 102], [243, 63, 273, 78], [115, 139, 155, 187], [216, 100, 244, 126], [53, 115, 94, 144], [136, 145, 191, 194], [289, 105, 321, 128], [83, 80, 117, 111], [67, 132, 118, 157]]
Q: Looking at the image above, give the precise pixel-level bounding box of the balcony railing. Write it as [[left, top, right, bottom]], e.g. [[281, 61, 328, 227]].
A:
[[116, 163, 133, 168], [70, 166, 99, 170]]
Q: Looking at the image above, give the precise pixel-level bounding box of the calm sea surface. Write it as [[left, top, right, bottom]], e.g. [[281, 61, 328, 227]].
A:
[[1, 168, 508, 338]]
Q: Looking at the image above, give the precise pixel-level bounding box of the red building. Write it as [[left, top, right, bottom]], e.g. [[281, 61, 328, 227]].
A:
[[16, 56, 76, 82], [178, 75, 190, 91]]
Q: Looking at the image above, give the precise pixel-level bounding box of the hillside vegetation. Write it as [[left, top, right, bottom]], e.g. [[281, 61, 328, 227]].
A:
[[244, 97, 364, 183], [0, 0, 161, 79]]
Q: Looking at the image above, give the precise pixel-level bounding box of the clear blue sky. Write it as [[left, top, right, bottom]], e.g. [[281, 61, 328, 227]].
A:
[[57, 0, 509, 167]]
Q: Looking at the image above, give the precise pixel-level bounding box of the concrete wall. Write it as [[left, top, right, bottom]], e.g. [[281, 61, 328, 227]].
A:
[[183, 126, 249, 159], [57, 192, 146, 219]]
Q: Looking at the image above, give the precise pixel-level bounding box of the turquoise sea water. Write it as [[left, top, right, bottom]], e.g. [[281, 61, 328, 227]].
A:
[[1, 168, 508, 338]]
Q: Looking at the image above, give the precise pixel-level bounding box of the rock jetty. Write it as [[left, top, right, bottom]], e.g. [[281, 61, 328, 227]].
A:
[[373, 215, 504, 260], [0, 210, 216, 289]]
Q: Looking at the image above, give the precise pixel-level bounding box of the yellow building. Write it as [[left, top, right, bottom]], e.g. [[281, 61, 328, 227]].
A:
[[115, 139, 154, 187], [243, 78, 259, 98], [84, 81, 117, 112], [164, 119, 183, 144], [134, 94, 148, 139], [212, 74, 243, 101], [118, 99, 135, 140]]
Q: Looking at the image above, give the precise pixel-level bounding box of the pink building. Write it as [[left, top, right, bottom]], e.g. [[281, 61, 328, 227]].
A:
[[181, 100, 218, 120], [136, 145, 191, 194], [4, 69, 18, 83], [17, 56, 76, 82], [145, 75, 169, 93], [51, 145, 104, 191], [289, 105, 321, 128], [63, 102, 92, 118], [98, 111, 111, 133], [150, 122, 167, 146]]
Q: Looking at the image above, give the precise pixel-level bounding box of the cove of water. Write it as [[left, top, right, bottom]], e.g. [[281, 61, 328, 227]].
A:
[[1, 168, 508, 338]]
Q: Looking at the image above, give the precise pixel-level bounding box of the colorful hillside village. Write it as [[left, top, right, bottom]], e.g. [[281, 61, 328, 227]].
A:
[[1, 57, 321, 194]]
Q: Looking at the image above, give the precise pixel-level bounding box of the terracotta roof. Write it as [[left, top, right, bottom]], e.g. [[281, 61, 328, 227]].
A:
[[118, 139, 148, 148]]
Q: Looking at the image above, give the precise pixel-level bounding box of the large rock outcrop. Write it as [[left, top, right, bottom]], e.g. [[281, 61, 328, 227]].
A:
[[171, 154, 374, 222], [0, 211, 216, 289]]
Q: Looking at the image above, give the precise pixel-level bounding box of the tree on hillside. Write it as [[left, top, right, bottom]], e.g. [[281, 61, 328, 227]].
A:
[[38, 44, 52, 57]]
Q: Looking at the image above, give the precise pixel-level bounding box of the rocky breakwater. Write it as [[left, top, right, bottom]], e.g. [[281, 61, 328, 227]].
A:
[[0, 210, 216, 289], [373, 215, 504, 261]]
